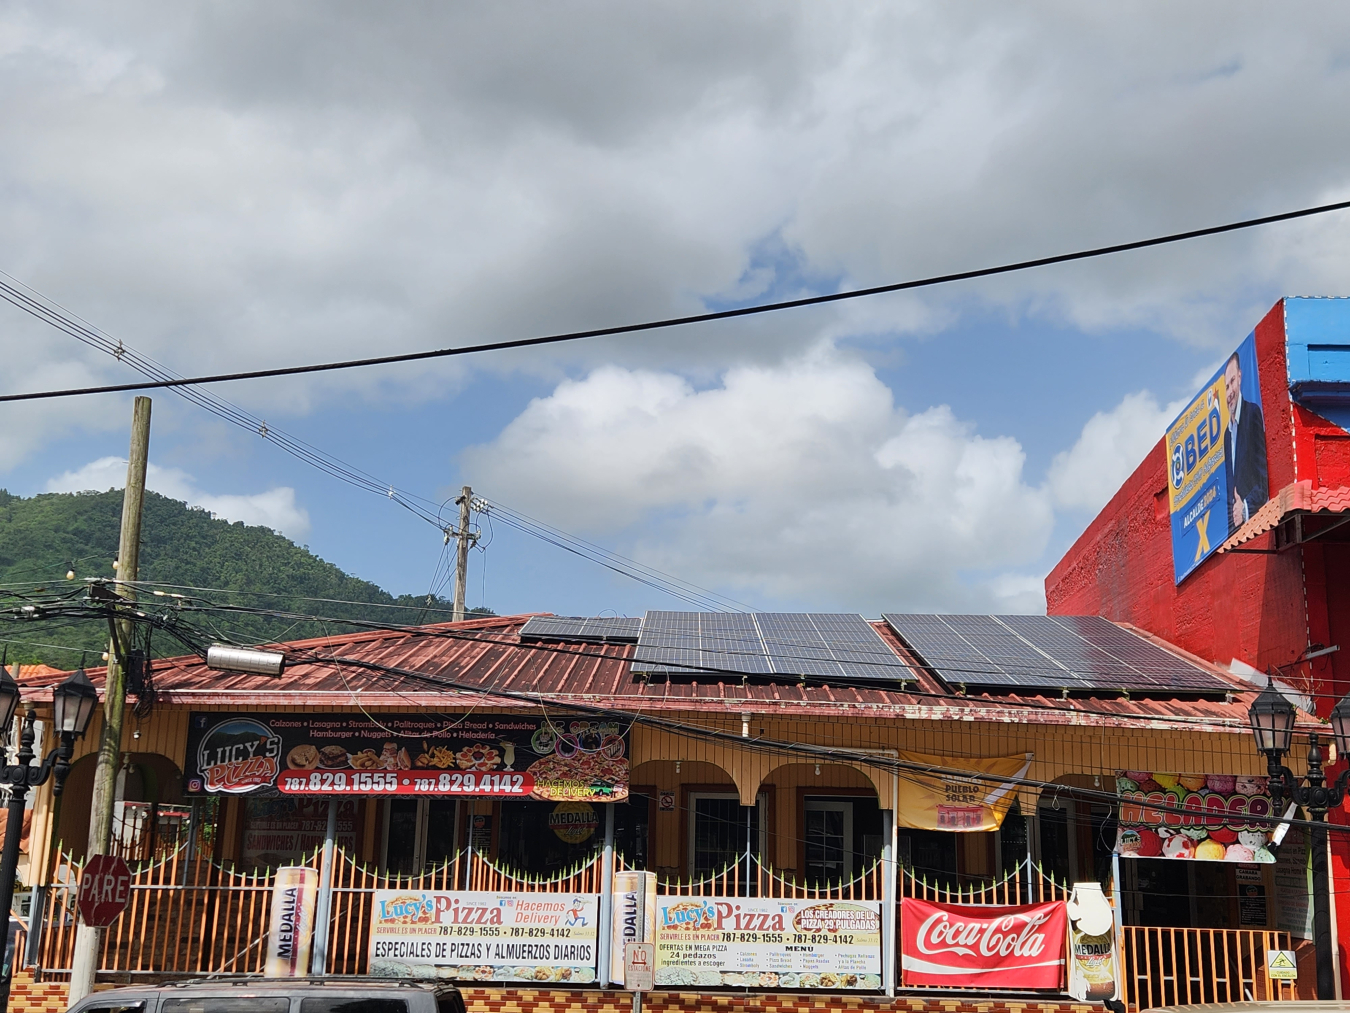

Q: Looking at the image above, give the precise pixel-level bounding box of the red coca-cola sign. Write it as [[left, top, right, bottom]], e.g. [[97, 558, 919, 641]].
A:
[[901, 898, 1066, 988]]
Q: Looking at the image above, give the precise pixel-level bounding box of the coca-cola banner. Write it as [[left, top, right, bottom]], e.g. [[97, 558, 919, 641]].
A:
[[1114, 771, 1274, 862], [900, 898, 1066, 988]]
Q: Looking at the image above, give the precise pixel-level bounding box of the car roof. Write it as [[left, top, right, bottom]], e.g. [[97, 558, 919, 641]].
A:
[[81, 977, 459, 998]]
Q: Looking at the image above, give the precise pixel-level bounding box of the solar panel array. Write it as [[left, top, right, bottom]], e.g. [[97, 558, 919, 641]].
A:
[[881, 613, 1230, 694], [632, 611, 913, 683], [518, 616, 642, 643]]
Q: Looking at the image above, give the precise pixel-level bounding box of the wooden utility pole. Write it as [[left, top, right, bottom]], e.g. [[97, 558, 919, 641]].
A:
[[68, 396, 151, 1004], [451, 485, 476, 622]]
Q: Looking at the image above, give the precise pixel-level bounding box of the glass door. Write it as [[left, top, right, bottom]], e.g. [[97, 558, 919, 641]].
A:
[[804, 799, 853, 885], [688, 792, 765, 877]]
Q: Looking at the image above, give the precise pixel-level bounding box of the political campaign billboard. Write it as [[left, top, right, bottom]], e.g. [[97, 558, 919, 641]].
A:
[[1166, 332, 1269, 583]]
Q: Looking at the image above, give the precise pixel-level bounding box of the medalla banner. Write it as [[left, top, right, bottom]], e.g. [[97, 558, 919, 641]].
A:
[[653, 896, 883, 990], [264, 866, 318, 977], [900, 898, 1066, 988], [183, 712, 629, 801], [895, 750, 1032, 832], [1114, 771, 1275, 862], [368, 890, 599, 983], [1166, 331, 1269, 583]]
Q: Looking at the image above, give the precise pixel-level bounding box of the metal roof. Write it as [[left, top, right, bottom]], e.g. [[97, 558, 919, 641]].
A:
[[16, 613, 1264, 733]]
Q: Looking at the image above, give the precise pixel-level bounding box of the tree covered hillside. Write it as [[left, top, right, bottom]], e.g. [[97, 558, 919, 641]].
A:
[[0, 488, 484, 666]]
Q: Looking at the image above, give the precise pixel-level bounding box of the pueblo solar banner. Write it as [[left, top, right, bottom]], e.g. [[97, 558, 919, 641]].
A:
[[895, 751, 1032, 832], [900, 898, 1066, 988]]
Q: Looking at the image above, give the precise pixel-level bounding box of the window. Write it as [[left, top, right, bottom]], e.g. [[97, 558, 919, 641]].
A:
[[688, 792, 765, 877], [385, 799, 460, 874], [803, 796, 883, 887], [805, 800, 852, 883], [300, 998, 410, 1013], [77, 1005, 145, 1013], [162, 999, 289, 1013]]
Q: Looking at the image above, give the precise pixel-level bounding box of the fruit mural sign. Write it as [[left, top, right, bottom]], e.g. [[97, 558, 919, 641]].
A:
[[1114, 771, 1275, 862], [183, 712, 628, 801]]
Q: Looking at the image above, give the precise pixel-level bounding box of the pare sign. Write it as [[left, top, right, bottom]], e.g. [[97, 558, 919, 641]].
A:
[[77, 854, 133, 927]]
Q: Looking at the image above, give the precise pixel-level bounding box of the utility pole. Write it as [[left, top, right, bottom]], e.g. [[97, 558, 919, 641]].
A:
[[68, 396, 151, 1005], [451, 485, 477, 622]]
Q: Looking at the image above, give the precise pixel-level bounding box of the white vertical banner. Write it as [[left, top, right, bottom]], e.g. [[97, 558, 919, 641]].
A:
[[266, 867, 319, 977], [610, 870, 656, 986]]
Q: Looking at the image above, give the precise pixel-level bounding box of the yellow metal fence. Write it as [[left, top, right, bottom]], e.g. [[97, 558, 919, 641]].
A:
[[28, 848, 1312, 1010]]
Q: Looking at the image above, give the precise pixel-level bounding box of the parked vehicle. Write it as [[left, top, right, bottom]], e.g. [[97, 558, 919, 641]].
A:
[[64, 976, 466, 1013]]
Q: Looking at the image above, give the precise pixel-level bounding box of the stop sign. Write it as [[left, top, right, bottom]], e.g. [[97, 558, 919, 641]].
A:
[[77, 855, 133, 927]]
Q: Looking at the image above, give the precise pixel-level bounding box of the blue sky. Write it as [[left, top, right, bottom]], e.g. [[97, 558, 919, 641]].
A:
[[2, 4, 1347, 619]]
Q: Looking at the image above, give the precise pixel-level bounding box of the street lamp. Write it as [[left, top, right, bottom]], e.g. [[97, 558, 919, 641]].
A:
[[0, 667, 98, 1009], [1249, 680, 1350, 1000]]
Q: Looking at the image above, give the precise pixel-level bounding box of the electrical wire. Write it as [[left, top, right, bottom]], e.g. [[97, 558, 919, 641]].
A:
[[4, 197, 1350, 404]]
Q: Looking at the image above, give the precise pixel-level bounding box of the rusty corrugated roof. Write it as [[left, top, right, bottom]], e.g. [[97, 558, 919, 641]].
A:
[[17, 613, 1264, 733]]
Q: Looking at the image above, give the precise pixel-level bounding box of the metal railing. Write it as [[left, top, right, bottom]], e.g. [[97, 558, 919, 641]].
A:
[[1122, 926, 1299, 1009], [26, 845, 1313, 1010]]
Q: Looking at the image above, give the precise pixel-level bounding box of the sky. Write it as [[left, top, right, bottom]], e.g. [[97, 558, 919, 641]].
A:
[[4, 3, 1350, 620]]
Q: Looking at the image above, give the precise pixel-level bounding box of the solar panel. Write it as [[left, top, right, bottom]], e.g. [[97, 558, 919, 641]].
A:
[[881, 614, 1230, 695], [518, 616, 642, 643], [756, 613, 912, 681], [632, 611, 913, 683]]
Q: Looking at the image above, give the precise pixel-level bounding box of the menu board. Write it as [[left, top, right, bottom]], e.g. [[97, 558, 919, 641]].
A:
[[242, 798, 357, 868], [368, 890, 599, 983], [653, 897, 882, 990], [184, 712, 628, 801]]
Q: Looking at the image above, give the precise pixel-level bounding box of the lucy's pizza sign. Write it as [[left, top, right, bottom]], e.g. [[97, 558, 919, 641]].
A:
[[184, 712, 629, 801]]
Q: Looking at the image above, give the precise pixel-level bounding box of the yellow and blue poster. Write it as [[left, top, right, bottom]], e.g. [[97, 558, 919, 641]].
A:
[[1167, 333, 1269, 583]]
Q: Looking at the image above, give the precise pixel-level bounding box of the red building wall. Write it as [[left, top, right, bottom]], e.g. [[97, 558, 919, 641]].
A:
[[1046, 300, 1348, 695], [1045, 298, 1350, 990]]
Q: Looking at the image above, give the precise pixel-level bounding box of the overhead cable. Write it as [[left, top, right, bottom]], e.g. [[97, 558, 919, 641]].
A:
[[3, 197, 1350, 404]]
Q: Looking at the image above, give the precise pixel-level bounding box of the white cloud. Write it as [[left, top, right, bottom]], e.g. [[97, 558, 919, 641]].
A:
[[45, 456, 310, 540], [463, 344, 1053, 612], [1047, 391, 1187, 514]]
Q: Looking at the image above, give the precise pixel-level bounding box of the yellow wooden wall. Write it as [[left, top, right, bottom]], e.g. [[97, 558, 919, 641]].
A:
[[23, 700, 1276, 886]]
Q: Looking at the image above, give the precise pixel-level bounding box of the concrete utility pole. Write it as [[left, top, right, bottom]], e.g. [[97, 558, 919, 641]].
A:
[[451, 485, 477, 622], [68, 396, 151, 1005]]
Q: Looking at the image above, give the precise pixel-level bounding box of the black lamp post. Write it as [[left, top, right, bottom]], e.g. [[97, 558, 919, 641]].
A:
[[1249, 680, 1350, 1000], [0, 667, 98, 1010]]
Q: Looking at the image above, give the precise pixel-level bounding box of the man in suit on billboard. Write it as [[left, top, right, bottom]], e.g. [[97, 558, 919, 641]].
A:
[[1225, 351, 1269, 530]]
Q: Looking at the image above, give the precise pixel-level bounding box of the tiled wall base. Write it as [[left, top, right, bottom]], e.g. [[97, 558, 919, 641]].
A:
[[5, 978, 1101, 1013]]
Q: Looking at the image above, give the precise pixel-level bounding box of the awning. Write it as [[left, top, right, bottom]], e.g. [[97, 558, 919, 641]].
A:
[[1217, 479, 1350, 553]]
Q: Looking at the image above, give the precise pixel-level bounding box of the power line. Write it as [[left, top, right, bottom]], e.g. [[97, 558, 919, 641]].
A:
[[4, 197, 1350, 405]]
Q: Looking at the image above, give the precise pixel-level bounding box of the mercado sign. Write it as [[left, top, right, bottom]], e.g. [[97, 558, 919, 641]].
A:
[[895, 750, 1032, 832], [1166, 331, 1269, 583], [1114, 771, 1275, 862], [183, 712, 629, 801], [653, 896, 883, 990], [367, 890, 599, 983], [900, 898, 1066, 988]]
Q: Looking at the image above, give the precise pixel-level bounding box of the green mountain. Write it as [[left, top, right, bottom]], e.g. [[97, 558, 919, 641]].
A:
[[0, 488, 490, 667]]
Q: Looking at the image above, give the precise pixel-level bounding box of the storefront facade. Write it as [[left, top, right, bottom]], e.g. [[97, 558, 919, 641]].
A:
[[9, 610, 1314, 1009]]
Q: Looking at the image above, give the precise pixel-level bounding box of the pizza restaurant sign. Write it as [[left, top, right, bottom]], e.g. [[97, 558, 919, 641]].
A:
[[183, 712, 629, 801]]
